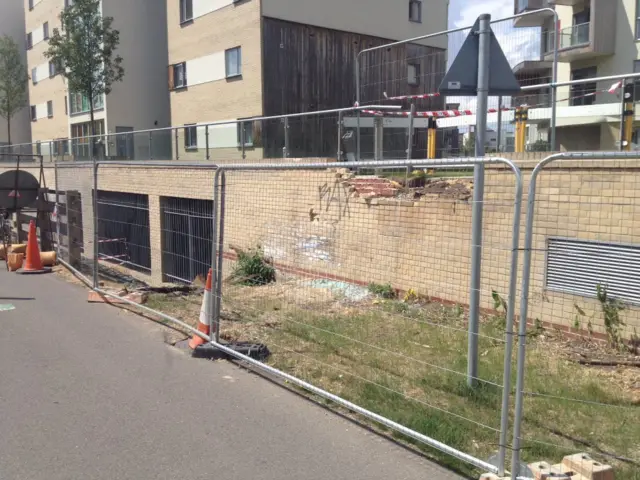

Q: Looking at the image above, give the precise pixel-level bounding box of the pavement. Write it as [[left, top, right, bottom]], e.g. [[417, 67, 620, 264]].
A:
[[0, 267, 465, 480]]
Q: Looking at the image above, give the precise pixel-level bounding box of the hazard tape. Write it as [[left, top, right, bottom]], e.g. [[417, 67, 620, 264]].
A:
[[383, 92, 441, 101]]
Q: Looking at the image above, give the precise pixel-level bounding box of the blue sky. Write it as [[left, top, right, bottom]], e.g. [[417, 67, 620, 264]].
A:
[[447, 0, 541, 68]]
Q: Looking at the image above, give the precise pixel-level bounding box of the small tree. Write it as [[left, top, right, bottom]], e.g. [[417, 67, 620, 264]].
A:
[[462, 132, 475, 156], [45, 0, 124, 157], [0, 35, 29, 146]]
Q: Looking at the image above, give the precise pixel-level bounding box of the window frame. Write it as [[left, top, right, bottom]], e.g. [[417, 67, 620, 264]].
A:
[[28, 0, 34, 10], [32, 67, 38, 85], [570, 66, 598, 106], [409, 0, 422, 23], [47, 100, 53, 118], [49, 61, 56, 78], [26, 32, 33, 50], [179, 0, 194, 24], [173, 62, 187, 89], [43, 22, 49, 40], [407, 62, 420, 86], [30, 105, 37, 122], [634, 60, 640, 102], [237, 119, 254, 147], [225, 46, 242, 79], [184, 124, 198, 150]]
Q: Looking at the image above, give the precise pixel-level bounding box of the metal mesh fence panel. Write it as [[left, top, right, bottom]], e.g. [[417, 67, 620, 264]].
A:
[[54, 162, 96, 281], [513, 154, 640, 479], [209, 159, 521, 476]]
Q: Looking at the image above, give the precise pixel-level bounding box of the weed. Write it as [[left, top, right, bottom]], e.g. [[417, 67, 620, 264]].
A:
[[596, 284, 626, 348], [529, 318, 544, 338], [491, 290, 507, 312], [629, 328, 640, 355], [229, 245, 276, 286], [454, 304, 464, 318], [573, 303, 585, 330], [368, 282, 397, 299], [404, 288, 419, 303]]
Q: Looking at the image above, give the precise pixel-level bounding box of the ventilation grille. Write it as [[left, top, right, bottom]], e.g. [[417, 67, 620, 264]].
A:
[[546, 237, 640, 305]]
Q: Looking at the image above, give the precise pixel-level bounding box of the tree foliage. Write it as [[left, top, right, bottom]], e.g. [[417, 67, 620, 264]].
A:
[[0, 35, 29, 145], [45, 0, 124, 140]]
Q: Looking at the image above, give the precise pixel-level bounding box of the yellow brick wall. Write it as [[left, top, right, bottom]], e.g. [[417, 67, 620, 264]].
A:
[[166, 0, 263, 161], [25, 0, 69, 143], [3, 159, 640, 338]]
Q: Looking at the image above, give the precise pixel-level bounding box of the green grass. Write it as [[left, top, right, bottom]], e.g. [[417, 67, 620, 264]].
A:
[[215, 287, 640, 479]]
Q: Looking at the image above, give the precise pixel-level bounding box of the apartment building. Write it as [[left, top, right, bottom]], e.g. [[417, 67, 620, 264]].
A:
[[25, 0, 171, 159], [0, 0, 31, 146], [513, 0, 640, 150], [167, 0, 449, 159]]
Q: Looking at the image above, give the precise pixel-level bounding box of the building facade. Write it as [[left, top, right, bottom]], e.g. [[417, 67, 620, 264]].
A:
[[0, 0, 31, 146], [24, 0, 171, 159], [513, 0, 640, 150], [167, 0, 449, 160]]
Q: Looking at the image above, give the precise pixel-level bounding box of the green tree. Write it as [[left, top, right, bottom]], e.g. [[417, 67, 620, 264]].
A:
[[462, 132, 475, 156], [0, 35, 29, 146], [45, 0, 124, 157]]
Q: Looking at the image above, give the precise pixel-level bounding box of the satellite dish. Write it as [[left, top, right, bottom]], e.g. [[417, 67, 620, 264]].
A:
[[0, 170, 40, 211]]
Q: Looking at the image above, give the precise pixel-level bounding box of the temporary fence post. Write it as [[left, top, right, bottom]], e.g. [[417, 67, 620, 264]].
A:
[[337, 111, 343, 161], [175, 128, 179, 160], [355, 55, 361, 162], [619, 79, 627, 151], [149, 131, 153, 160], [283, 117, 290, 158], [373, 116, 383, 161], [54, 159, 60, 259], [206, 125, 210, 160], [467, 13, 490, 388], [496, 96, 503, 152], [407, 103, 415, 161], [49, 141, 53, 163], [92, 159, 99, 288]]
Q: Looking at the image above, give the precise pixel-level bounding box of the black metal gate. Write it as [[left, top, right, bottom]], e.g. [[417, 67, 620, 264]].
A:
[[161, 196, 214, 283], [96, 190, 151, 273]]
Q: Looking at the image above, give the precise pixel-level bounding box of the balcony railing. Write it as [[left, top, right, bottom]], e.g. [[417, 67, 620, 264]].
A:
[[544, 22, 590, 54], [516, 0, 551, 13]]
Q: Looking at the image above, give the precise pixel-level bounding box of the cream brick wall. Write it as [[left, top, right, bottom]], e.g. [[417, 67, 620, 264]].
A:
[[3, 159, 640, 338], [167, 0, 263, 159], [25, 0, 68, 143]]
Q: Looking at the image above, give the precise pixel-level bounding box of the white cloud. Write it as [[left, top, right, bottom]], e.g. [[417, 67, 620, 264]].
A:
[[453, 0, 513, 29]]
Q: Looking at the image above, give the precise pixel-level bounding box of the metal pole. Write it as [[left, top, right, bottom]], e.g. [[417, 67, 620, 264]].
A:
[[549, 17, 559, 151], [54, 159, 60, 259], [175, 128, 179, 160], [619, 78, 627, 151], [407, 103, 415, 160], [205, 125, 210, 160], [240, 122, 246, 160], [355, 55, 361, 162], [149, 132, 153, 160], [496, 97, 503, 152], [337, 112, 343, 160], [283, 117, 290, 158], [468, 13, 491, 388], [92, 159, 99, 288], [214, 171, 226, 343], [49, 141, 53, 163]]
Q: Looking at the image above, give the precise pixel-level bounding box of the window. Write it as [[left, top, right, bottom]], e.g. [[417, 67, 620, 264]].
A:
[[570, 66, 597, 106], [26, 32, 32, 50], [49, 61, 56, 78], [184, 124, 197, 149], [32, 67, 37, 85], [30, 105, 36, 121], [180, 0, 193, 23], [47, 100, 53, 118], [71, 120, 105, 138], [225, 47, 241, 78], [171, 62, 186, 89], [43, 22, 49, 40], [64, 95, 68, 115], [69, 92, 104, 114], [36, 142, 41, 155], [65, 0, 73, 8], [409, 0, 422, 23], [54, 138, 69, 156], [237, 120, 253, 147], [28, 0, 34, 10], [407, 63, 420, 86]]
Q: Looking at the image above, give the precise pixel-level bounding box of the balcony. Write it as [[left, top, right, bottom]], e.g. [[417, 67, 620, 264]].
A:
[[514, 0, 555, 27], [543, 21, 613, 62], [548, 0, 581, 5]]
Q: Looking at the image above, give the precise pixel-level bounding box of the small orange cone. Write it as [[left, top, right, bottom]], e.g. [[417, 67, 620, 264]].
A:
[[189, 269, 213, 349], [18, 220, 51, 274]]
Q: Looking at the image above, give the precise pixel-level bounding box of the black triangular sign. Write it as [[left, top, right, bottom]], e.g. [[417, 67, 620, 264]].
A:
[[439, 18, 521, 96]]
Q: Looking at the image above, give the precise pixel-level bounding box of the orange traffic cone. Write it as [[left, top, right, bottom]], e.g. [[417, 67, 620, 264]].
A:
[[18, 220, 51, 274], [189, 269, 213, 349]]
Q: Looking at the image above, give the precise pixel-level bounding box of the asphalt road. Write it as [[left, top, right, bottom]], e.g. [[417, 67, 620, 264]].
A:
[[0, 268, 465, 480]]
